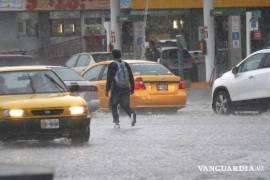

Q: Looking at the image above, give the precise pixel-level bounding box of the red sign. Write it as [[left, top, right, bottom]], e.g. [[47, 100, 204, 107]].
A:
[[26, 0, 109, 11], [252, 31, 262, 41]]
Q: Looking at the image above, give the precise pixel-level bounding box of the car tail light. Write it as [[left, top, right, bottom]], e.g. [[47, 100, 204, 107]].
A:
[[135, 77, 146, 90], [89, 85, 98, 92], [179, 78, 186, 89]]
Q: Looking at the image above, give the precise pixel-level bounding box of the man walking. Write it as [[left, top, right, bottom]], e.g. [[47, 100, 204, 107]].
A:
[[106, 49, 136, 128]]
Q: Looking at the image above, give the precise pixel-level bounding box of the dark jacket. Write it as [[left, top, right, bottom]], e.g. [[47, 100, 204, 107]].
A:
[[106, 60, 135, 94]]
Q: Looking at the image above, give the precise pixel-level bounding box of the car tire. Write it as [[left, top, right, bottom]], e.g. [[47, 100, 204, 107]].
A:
[[213, 90, 232, 115], [71, 126, 90, 144]]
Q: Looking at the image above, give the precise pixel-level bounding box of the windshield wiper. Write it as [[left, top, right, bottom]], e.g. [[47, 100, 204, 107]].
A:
[[44, 74, 65, 92], [27, 73, 36, 93]]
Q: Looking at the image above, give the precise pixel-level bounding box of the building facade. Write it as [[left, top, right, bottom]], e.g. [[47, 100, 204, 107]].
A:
[[0, 0, 110, 65], [127, 0, 270, 73]]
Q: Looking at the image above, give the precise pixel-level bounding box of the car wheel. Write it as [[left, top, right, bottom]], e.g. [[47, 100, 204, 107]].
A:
[[213, 90, 232, 115], [71, 126, 90, 144]]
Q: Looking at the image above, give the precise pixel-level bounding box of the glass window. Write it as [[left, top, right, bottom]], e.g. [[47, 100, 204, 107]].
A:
[[0, 70, 66, 95], [262, 54, 270, 68], [76, 55, 91, 67], [64, 19, 81, 36], [92, 53, 113, 62], [238, 53, 265, 73], [66, 55, 78, 68], [101, 65, 108, 80], [51, 19, 80, 36], [130, 63, 172, 75], [51, 20, 64, 36], [83, 65, 104, 81], [52, 67, 85, 81], [84, 18, 102, 25], [162, 50, 169, 59], [169, 49, 178, 59]]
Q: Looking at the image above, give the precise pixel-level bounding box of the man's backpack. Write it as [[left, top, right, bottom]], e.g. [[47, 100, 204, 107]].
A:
[[114, 61, 130, 88]]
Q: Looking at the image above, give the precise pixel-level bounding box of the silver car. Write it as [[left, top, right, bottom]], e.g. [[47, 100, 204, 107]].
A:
[[48, 66, 100, 111], [65, 52, 113, 72]]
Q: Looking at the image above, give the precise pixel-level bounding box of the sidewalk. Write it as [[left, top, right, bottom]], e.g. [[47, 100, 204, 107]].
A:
[[190, 82, 211, 89]]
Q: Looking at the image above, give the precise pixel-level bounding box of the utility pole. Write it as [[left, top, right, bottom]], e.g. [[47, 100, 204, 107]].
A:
[[110, 0, 121, 50], [203, 0, 215, 81], [246, 12, 252, 56]]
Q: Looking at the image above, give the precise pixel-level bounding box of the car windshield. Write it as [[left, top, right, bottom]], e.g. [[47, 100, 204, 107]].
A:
[[52, 67, 86, 81], [0, 56, 38, 67], [130, 63, 172, 75], [91, 53, 113, 62], [0, 70, 66, 95]]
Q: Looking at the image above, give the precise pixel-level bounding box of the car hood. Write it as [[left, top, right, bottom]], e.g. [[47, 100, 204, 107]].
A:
[[0, 93, 86, 109]]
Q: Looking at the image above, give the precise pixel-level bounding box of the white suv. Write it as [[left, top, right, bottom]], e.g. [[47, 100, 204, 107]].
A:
[[212, 49, 270, 114]]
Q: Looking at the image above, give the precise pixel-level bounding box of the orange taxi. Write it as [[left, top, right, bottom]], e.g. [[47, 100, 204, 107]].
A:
[[81, 60, 187, 112]]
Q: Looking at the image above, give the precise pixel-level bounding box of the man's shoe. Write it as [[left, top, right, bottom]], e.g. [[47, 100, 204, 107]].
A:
[[131, 113, 136, 126], [114, 123, 120, 129]]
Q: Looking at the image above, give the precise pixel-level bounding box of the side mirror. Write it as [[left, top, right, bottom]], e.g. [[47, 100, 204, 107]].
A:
[[232, 66, 238, 75], [70, 84, 80, 92]]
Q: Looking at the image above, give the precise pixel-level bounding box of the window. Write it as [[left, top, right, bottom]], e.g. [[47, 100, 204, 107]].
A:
[[101, 65, 108, 80], [84, 18, 102, 25], [52, 67, 85, 81], [51, 19, 80, 36], [17, 13, 38, 36], [83, 65, 104, 81], [76, 55, 91, 67], [92, 53, 113, 62], [238, 53, 265, 73], [0, 70, 66, 95], [66, 55, 79, 68], [162, 49, 178, 59], [130, 64, 172, 75], [262, 54, 270, 68]]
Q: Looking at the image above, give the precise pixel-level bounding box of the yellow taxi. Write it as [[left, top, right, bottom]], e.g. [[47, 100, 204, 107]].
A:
[[81, 60, 187, 112], [0, 66, 90, 143]]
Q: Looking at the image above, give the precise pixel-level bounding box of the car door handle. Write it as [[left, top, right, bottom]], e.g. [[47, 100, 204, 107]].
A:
[[248, 75, 254, 79]]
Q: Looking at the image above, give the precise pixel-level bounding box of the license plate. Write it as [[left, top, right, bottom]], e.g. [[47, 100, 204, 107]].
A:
[[40, 119, 59, 129], [157, 83, 168, 91]]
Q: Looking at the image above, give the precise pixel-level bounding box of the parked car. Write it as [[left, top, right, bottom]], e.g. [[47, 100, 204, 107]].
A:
[[157, 47, 198, 81], [48, 66, 99, 111], [0, 66, 90, 143], [65, 52, 113, 72], [0, 54, 38, 67], [81, 60, 187, 112], [212, 49, 270, 114]]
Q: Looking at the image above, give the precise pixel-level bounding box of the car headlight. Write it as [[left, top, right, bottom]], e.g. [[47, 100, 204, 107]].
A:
[[3, 109, 24, 118], [69, 106, 84, 115]]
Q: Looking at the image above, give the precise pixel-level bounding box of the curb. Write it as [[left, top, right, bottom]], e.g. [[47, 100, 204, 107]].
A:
[[0, 164, 54, 180]]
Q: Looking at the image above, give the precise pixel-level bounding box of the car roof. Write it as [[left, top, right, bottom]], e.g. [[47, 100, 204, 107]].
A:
[[73, 52, 112, 56], [253, 48, 270, 54], [93, 59, 156, 65], [0, 66, 49, 72]]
